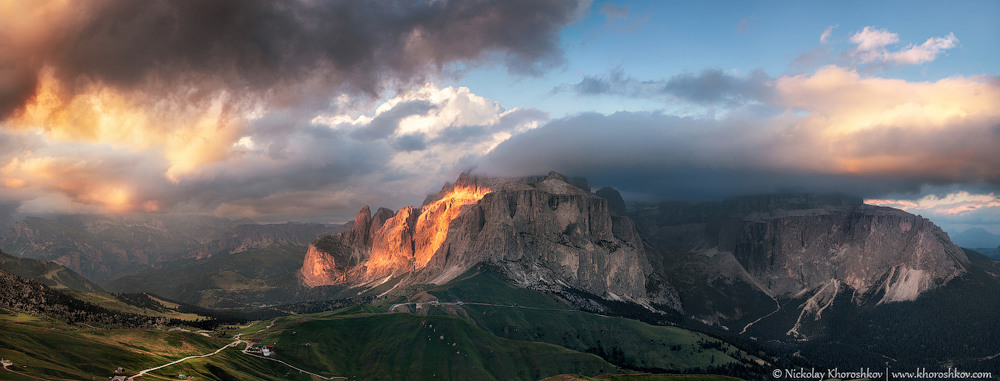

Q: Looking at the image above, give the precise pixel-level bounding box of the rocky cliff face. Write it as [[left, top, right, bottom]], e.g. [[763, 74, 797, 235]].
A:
[[301, 172, 663, 305], [720, 202, 967, 301], [632, 193, 969, 333]]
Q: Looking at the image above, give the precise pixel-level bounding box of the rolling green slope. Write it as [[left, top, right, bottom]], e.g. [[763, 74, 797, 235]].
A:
[[417, 268, 763, 374], [0, 312, 321, 381], [62, 291, 208, 321], [135, 350, 315, 381], [0, 312, 226, 380], [252, 312, 619, 381]]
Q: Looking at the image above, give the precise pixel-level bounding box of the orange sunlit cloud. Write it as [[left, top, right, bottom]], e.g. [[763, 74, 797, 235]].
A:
[[0, 154, 144, 212], [7, 69, 246, 183], [773, 66, 1000, 178], [867, 192, 1000, 216], [776, 66, 1000, 135]]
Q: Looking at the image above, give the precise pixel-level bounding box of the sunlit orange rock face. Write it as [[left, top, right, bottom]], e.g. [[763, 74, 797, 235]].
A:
[[367, 186, 491, 278], [301, 183, 491, 286], [299, 172, 658, 306], [413, 186, 491, 268], [301, 244, 340, 287]]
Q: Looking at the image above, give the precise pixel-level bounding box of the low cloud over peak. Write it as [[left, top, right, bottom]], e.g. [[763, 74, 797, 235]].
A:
[[483, 66, 1000, 201]]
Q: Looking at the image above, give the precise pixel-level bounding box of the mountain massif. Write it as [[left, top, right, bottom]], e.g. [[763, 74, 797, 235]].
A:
[[632, 194, 969, 336], [301, 172, 673, 309]]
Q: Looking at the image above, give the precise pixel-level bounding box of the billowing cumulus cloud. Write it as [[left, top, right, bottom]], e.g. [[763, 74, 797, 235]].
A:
[[481, 66, 1000, 202], [0, 0, 581, 169], [0, 0, 584, 117], [0, 0, 578, 219], [0, 83, 545, 221]]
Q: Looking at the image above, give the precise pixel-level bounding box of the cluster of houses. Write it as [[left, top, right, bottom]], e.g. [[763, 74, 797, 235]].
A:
[[246, 344, 277, 357]]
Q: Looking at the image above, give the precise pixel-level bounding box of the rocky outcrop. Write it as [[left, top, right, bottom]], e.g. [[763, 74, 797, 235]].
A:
[[719, 201, 967, 301], [301, 172, 661, 304], [632, 193, 969, 333]]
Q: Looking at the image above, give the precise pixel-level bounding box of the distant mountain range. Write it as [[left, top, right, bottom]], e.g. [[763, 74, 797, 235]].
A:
[[0, 215, 340, 283], [951, 227, 1000, 249], [0, 215, 243, 281]]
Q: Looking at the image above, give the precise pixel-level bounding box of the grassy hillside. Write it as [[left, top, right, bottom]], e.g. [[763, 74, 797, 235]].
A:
[[0, 265, 757, 380], [63, 291, 207, 321], [250, 312, 619, 381], [415, 268, 762, 374], [0, 311, 324, 380], [0, 250, 103, 292], [134, 350, 315, 381], [0, 312, 225, 380]]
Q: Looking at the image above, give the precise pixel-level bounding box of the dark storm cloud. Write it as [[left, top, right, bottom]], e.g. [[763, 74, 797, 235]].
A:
[[392, 133, 428, 152], [556, 66, 659, 97], [0, 63, 37, 119], [0, 0, 585, 120], [661, 69, 773, 105], [159, 123, 394, 212], [476, 111, 1000, 201], [556, 67, 773, 105]]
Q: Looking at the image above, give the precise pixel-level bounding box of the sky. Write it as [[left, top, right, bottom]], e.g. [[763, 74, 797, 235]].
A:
[[0, 0, 998, 235]]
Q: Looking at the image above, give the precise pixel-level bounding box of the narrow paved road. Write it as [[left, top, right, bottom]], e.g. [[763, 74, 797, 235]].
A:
[[128, 339, 240, 380], [388, 301, 579, 312], [234, 319, 347, 380]]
